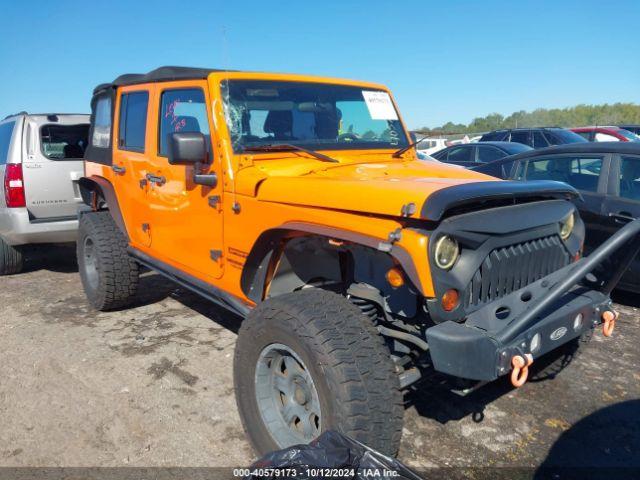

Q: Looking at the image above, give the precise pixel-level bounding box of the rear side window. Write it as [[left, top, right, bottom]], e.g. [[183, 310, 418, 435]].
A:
[[476, 160, 515, 179], [619, 156, 640, 201], [446, 146, 473, 162], [0, 121, 15, 164], [118, 91, 149, 152], [574, 131, 591, 141], [509, 131, 530, 146], [159, 88, 210, 156], [481, 131, 508, 141], [477, 146, 505, 163], [92, 96, 112, 148], [40, 124, 89, 160], [517, 156, 603, 192], [533, 131, 550, 148]]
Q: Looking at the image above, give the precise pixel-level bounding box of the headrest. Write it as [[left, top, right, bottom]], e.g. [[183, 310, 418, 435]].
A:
[[63, 144, 84, 158], [174, 116, 201, 133], [264, 110, 292, 134]]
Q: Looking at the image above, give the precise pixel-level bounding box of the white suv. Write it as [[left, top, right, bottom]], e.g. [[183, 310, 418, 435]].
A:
[[0, 112, 89, 274]]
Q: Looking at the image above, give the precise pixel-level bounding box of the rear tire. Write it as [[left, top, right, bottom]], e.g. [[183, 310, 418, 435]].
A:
[[234, 289, 403, 457], [0, 238, 23, 275], [77, 211, 139, 311]]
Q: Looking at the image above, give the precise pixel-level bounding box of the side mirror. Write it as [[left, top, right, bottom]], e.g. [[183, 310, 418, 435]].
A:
[[168, 132, 207, 165]]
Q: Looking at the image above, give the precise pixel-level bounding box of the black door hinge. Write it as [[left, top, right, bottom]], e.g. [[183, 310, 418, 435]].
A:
[[210, 250, 222, 261], [208, 195, 221, 208]]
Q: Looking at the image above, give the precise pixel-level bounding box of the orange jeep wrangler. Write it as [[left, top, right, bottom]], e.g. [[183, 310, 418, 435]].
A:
[[78, 66, 640, 456]]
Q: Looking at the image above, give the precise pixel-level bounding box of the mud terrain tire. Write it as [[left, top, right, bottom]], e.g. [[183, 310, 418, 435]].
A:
[[0, 238, 23, 275], [77, 211, 139, 311], [234, 288, 403, 456]]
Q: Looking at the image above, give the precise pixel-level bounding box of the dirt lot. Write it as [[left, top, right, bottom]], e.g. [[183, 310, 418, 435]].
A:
[[1, 245, 639, 471]]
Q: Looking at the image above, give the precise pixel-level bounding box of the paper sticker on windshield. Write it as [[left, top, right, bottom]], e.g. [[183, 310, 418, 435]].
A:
[[362, 91, 398, 120]]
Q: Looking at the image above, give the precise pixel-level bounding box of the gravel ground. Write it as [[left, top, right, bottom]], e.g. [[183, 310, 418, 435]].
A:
[[0, 245, 638, 472]]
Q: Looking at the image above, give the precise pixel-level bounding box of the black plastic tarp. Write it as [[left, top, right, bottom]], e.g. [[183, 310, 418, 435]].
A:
[[245, 431, 423, 480]]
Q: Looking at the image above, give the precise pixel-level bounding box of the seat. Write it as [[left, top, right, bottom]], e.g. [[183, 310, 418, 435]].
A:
[[620, 160, 640, 201], [264, 110, 293, 140], [544, 159, 572, 184], [174, 116, 201, 133], [63, 144, 84, 158], [314, 108, 340, 140]]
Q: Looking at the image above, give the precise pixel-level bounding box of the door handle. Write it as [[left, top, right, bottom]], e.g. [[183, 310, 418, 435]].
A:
[[146, 174, 166, 186], [610, 212, 636, 224], [111, 165, 126, 175], [194, 172, 217, 187]]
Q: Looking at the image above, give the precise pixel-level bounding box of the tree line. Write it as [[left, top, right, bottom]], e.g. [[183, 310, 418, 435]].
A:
[[416, 103, 640, 135]]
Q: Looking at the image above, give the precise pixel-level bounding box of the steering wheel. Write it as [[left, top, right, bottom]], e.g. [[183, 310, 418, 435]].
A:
[[338, 133, 359, 142]]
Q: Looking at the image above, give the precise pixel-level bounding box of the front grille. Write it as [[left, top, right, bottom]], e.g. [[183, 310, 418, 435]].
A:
[[465, 235, 570, 308]]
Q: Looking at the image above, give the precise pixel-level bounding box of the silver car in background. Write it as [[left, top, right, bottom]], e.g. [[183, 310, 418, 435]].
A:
[[0, 112, 89, 274]]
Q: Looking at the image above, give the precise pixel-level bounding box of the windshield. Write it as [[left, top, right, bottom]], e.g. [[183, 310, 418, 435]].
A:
[[222, 80, 409, 153]]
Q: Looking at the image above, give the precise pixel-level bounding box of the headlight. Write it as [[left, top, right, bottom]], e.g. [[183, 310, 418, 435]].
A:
[[560, 212, 575, 241], [434, 235, 460, 270]]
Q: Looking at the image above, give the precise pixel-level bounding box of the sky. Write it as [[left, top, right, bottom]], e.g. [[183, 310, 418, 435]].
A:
[[1, 0, 639, 129]]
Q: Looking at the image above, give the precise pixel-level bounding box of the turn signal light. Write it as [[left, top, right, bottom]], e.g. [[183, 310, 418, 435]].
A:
[[4, 164, 26, 208], [442, 289, 459, 312], [385, 267, 404, 288]]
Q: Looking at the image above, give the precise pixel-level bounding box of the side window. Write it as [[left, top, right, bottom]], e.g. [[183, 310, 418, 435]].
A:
[[477, 146, 505, 163], [0, 121, 16, 165], [446, 146, 473, 163], [509, 131, 530, 146], [619, 156, 640, 201], [159, 88, 210, 156], [533, 131, 549, 148], [482, 131, 508, 141], [574, 131, 592, 141], [518, 156, 603, 192], [595, 132, 620, 142], [431, 149, 446, 160], [479, 160, 515, 179], [92, 96, 112, 148], [118, 91, 149, 152]]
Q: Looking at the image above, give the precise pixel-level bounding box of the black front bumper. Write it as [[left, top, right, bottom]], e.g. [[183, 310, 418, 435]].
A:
[[425, 217, 640, 382]]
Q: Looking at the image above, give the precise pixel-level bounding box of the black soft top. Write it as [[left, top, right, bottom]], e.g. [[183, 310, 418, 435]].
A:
[[93, 66, 231, 93]]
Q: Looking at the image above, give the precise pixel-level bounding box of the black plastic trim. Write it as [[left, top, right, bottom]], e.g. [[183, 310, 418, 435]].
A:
[[421, 180, 579, 221], [78, 176, 128, 239], [240, 223, 425, 302], [128, 247, 251, 318]]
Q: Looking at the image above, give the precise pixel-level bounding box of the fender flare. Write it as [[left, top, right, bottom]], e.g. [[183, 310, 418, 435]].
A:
[[240, 222, 424, 302], [78, 175, 129, 239]]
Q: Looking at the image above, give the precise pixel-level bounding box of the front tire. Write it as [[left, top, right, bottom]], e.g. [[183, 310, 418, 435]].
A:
[[234, 289, 403, 456], [0, 238, 23, 275], [77, 211, 139, 311]]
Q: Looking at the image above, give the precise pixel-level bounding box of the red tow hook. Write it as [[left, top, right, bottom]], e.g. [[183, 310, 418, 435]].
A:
[[510, 353, 534, 388], [602, 310, 619, 337]]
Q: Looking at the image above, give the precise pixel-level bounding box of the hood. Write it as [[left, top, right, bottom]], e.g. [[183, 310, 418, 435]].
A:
[[248, 159, 497, 219]]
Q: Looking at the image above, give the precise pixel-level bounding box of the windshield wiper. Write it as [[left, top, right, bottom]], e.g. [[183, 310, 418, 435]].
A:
[[392, 138, 425, 158], [241, 144, 339, 163]]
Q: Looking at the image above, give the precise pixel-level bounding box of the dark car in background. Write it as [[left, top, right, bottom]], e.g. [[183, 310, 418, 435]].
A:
[[430, 141, 532, 167], [472, 142, 640, 293], [480, 127, 587, 149], [618, 125, 640, 136], [572, 126, 639, 142]]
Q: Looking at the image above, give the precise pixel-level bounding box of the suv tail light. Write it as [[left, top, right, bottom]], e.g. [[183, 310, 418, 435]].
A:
[[4, 164, 26, 208]]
